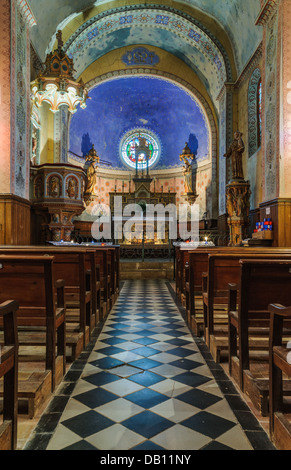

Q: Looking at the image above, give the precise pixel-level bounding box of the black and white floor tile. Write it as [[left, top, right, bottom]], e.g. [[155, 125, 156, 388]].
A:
[[24, 280, 275, 451]]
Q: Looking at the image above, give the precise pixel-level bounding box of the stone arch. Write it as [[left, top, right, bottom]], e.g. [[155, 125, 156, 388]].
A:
[[84, 68, 218, 217]]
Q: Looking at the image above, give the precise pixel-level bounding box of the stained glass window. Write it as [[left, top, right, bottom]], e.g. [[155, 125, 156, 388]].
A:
[[120, 129, 160, 170]]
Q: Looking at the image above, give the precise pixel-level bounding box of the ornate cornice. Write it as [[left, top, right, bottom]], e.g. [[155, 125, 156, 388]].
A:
[[235, 42, 263, 86], [216, 41, 263, 100], [255, 0, 279, 26], [16, 0, 36, 28]]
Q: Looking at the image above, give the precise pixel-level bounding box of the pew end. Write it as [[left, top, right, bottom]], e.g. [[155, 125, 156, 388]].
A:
[[0, 300, 19, 449], [269, 303, 291, 449]]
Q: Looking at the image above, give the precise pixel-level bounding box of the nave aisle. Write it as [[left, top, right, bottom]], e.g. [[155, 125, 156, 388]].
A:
[[24, 280, 274, 450]]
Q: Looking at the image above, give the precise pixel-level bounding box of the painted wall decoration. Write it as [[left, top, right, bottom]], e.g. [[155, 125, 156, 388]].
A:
[[182, 0, 262, 73], [11, 0, 31, 198], [69, 76, 211, 170], [263, 10, 279, 200], [248, 68, 262, 158], [122, 47, 160, 66]]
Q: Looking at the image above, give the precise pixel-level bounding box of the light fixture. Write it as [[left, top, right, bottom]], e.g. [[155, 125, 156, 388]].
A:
[[31, 30, 88, 114]]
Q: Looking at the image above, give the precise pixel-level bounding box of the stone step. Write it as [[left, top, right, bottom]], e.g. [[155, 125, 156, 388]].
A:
[[120, 261, 173, 271], [120, 261, 174, 280]]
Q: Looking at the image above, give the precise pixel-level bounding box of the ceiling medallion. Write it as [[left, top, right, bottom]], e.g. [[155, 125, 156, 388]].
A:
[[31, 30, 88, 114]]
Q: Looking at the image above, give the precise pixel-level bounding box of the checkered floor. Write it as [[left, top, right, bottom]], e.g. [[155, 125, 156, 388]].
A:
[[25, 280, 274, 450]]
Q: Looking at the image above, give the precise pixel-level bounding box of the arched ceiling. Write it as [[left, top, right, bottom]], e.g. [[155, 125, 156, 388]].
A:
[[68, 75, 211, 170], [28, 0, 263, 79]]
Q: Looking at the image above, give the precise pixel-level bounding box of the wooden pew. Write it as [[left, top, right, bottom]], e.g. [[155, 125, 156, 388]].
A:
[[183, 247, 286, 336], [185, 247, 235, 335], [52, 249, 92, 348], [108, 245, 120, 303], [93, 248, 112, 319], [228, 259, 291, 416], [185, 248, 291, 340], [204, 251, 291, 362], [0, 255, 66, 418], [0, 300, 18, 450], [184, 251, 209, 334], [0, 243, 120, 352], [73, 243, 120, 317], [0, 246, 96, 360], [268, 303, 291, 449]]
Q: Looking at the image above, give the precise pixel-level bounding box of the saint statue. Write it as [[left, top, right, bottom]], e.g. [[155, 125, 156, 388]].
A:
[[180, 142, 196, 194], [84, 161, 97, 196], [224, 131, 245, 180], [83, 144, 100, 202], [85, 144, 100, 164]]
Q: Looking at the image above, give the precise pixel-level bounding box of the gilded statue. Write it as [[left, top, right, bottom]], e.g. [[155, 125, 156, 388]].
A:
[[224, 131, 245, 180], [83, 144, 100, 202], [84, 161, 97, 196], [180, 142, 195, 194], [85, 144, 100, 164]]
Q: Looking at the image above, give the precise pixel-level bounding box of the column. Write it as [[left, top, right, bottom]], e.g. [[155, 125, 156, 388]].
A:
[[0, 0, 36, 244]]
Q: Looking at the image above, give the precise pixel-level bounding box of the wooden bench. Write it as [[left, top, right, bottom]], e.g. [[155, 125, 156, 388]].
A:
[[0, 300, 18, 450], [71, 243, 120, 316], [204, 251, 291, 361], [268, 303, 291, 449], [0, 255, 66, 418], [52, 250, 92, 349], [185, 247, 236, 335], [184, 251, 208, 334], [228, 259, 291, 416], [93, 248, 112, 319], [108, 245, 120, 303], [0, 247, 96, 361], [184, 247, 291, 338]]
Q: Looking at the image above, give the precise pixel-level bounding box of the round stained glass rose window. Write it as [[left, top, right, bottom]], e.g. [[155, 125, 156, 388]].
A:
[[120, 129, 161, 170]]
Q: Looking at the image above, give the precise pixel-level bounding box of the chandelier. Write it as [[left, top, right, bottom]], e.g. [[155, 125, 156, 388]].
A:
[[31, 30, 88, 114]]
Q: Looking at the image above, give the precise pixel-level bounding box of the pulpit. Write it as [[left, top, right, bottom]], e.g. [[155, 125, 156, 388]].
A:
[[30, 163, 86, 243]]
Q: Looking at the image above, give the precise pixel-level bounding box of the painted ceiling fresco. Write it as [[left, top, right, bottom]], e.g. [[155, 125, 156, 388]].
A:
[[69, 76, 210, 170], [64, 9, 228, 108], [28, 0, 262, 76]]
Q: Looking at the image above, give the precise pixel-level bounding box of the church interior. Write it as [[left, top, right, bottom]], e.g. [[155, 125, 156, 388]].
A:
[[1, 0, 291, 452]]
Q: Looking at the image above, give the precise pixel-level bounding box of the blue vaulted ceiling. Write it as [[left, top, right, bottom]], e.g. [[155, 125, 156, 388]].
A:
[[28, 0, 262, 76], [69, 76, 210, 170]]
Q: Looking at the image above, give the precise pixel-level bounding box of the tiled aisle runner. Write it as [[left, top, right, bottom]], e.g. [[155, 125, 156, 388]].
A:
[[25, 280, 274, 450]]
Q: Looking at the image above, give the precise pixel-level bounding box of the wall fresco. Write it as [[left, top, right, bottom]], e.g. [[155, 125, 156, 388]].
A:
[[69, 76, 211, 170]]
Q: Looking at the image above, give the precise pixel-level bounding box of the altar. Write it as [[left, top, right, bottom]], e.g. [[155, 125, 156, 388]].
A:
[[109, 173, 176, 246]]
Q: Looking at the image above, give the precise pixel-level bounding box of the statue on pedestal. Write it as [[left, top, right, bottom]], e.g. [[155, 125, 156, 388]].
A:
[[85, 162, 97, 195], [84, 144, 100, 204], [180, 142, 198, 203], [224, 131, 250, 245], [224, 131, 245, 181]]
